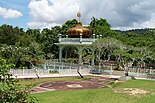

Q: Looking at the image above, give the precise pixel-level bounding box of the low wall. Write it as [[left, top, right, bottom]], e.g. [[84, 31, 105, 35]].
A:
[[10, 69, 49, 76], [59, 69, 90, 75], [9, 68, 90, 76]]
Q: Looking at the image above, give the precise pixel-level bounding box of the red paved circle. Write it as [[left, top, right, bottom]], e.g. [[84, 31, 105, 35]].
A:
[[31, 77, 112, 93]]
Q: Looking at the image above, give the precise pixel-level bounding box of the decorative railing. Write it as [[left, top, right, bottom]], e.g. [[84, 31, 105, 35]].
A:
[[61, 38, 96, 42]]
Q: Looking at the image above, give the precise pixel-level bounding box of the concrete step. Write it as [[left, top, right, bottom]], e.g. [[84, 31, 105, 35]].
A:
[[112, 71, 124, 76]]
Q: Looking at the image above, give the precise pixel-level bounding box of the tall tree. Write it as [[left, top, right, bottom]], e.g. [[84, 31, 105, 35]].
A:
[[61, 19, 78, 36], [89, 17, 111, 37], [41, 26, 61, 58], [0, 24, 22, 45]]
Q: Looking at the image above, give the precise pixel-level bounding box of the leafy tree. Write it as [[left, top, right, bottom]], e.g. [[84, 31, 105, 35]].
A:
[[93, 37, 126, 70], [0, 58, 37, 103], [93, 37, 126, 62], [0, 24, 23, 45], [16, 33, 35, 47], [26, 28, 42, 43], [89, 17, 111, 37], [61, 19, 78, 36], [0, 44, 43, 68], [41, 26, 60, 58]]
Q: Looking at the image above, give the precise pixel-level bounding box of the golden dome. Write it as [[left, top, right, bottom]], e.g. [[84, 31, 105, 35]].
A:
[[67, 23, 92, 38]]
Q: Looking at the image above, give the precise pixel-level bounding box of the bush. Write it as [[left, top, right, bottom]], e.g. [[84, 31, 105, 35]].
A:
[[0, 58, 37, 103]]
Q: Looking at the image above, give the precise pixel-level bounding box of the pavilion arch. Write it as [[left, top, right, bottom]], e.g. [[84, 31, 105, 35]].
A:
[[55, 42, 96, 66], [82, 47, 95, 65], [61, 45, 79, 63]]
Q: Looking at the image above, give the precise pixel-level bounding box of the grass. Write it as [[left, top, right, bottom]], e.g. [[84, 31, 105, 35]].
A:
[[29, 78, 155, 103], [109, 79, 155, 89], [114, 79, 155, 90], [33, 88, 134, 103], [2, 76, 155, 103]]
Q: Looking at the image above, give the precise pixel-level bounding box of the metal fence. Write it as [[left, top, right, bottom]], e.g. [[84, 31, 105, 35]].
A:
[[128, 67, 155, 79], [9, 61, 155, 79], [9, 69, 49, 76], [9, 68, 91, 76]]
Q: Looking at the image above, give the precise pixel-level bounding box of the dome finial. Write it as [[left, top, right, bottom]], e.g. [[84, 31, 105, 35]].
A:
[[77, 12, 81, 22]]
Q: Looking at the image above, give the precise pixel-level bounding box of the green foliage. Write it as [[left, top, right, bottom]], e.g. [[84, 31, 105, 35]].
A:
[[1, 18, 155, 67], [0, 59, 37, 103], [0, 44, 44, 68], [63, 46, 78, 59], [41, 26, 60, 58], [26, 29, 42, 43], [61, 19, 78, 36], [89, 17, 112, 37], [0, 24, 24, 45], [16, 33, 35, 47], [93, 37, 127, 62]]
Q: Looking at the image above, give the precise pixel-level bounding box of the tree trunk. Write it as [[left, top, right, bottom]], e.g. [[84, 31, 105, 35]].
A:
[[34, 69, 40, 79], [108, 54, 110, 61], [30, 61, 40, 79], [124, 63, 129, 76], [77, 68, 84, 78]]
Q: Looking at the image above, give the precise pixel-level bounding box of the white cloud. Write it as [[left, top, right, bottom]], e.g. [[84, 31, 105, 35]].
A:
[[28, 0, 155, 30], [27, 21, 61, 29], [0, 7, 23, 19], [28, 0, 79, 28]]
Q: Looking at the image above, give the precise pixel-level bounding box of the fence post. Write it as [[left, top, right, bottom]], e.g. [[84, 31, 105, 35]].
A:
[[70, 66, 71, 70], [137, 68, 139, 77], [62, 62, 63, 69], [54, 62, 55, 69], [22, 69, 24, 75], [110, 64, 112, 75], [149, 68, 152, 74]]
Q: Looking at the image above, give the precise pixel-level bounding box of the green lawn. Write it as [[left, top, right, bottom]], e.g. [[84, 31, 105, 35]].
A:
[[30, 79, 155, 103]]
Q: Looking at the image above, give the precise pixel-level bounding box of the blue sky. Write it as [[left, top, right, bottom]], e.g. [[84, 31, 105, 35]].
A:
[[0, 0, 155, 30], [0, 0, 30, 29]]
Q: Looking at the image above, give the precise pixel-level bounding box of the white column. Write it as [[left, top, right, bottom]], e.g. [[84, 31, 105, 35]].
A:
[[78, 46, 82, 65], [91, 50, 95, 66], [79, 34, 83, 65], [59, 34, 62, 42], [80, 33, 82, 43], [59, 46, 63, 63]]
